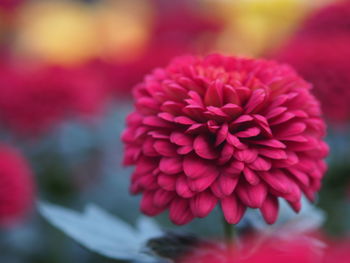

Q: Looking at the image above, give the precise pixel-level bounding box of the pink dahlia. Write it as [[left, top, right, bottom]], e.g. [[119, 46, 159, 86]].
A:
[[122, 54, 328, 225], [0, 144, 35, 227]]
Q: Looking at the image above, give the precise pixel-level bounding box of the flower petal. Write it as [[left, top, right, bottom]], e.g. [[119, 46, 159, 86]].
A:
[[183, 155, 218, 179], [176, 176, 195, 198], [193, 135, 219, 159], [159, 157, 183, 174], [169, 198, 194, 225], [260, 195, 279, 224], [218, 175, 239, 196], [190, 191, 218, 218], [221, 195, 246, 224]]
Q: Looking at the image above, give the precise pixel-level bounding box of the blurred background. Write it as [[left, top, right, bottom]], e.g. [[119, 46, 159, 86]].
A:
[[0, 0, 349, 262]]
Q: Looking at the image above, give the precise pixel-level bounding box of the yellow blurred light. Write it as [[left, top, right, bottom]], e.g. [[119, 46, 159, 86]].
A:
[[212, 0, 329, 57], [94, 0, 152, 63], [13, 0, 152, 66], [15, 1, 98, 66]]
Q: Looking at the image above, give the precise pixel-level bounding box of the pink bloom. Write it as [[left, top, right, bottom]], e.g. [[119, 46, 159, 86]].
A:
[[0, 62, 108, 135], [122, 54, 328, 225], [275, 1, 350, 123], [0, 144, 35, 227], [180, 236, 323, 263]]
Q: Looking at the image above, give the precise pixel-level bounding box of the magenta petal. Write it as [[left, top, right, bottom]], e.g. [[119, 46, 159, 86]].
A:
[[221, 195, 246, 224], [174, 116, 196, 125], [158, 112, 174, 122], [221, 103, 242, 117], [226, 134, 246, 149], [210, 180, 226, 198], [249, 139, 286, 149], [183, 155, 218, 179], [223, 160, 244, 175], [135, 157, 157, 174], [188, 174, 218, 192], [232, 115, 254, 125], [280, 180, 302, 202], [243, 167, 260, 185], [237, 183, 267, 208], [153, 189, 175, 208], [235, 127, 261, 138], [288, 200, 301, 213], [260, 170, 291, 194], [148, 131, 169, 139], [186, 123, 206, 134], [204, 80, 223, 107], [157, 174, 176, 191], [259, 148, 287, 160], [218, 143, 234, 164], [161, 101, 185, 115], [169, 198, 194, 225], [223, 85, 240, 105], [206, 106, 229, 119], [190, 191, 218, 218], [153, 140, 178, 157], [159, 157, 183, 174], [275, 122, 307, 138], [265, 106, 287, 119], [143, 116, 174, 128], [141, 191, 164, 216], [245, 89, 267, 113], [273, 151, 299, 168], [234, 149, 258, 163], [142, 138, 159, 157], [253, 114, 272, 137], [218, 175, 239, 195], [216, 123, 228, 146], [287, 167, 310, 186], [260, 195, 279, 224], [137, 175, 158, 190], [177, 145, 193, 155], [170, 132, 192, 146], [269, 112, 295, 125], [193, 135, 219, 159], [249, 157, 272, 171], [176, 176, 195, 198]]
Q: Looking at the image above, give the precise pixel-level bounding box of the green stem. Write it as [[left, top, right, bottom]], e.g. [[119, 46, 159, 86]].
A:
[[223, 218, 235, 243], [222, 217, 236, 261]]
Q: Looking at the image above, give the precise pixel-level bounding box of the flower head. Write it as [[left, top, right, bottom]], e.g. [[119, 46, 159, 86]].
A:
[[0, 144, 35, 227], [122, 54, 328, 225]]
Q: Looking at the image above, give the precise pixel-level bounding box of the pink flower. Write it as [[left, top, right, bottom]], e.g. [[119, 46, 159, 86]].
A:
[[0, 62, 108, 135], [0, 144, 35, 227], [275, 0, 350, 123], [180, 236, 324, 263], [122, 54, 328, 225]]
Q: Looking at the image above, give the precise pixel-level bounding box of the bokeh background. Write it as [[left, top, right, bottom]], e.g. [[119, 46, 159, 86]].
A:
[[0, 0, 349, 262]]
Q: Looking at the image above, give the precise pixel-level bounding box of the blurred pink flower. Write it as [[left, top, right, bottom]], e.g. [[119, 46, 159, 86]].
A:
[[180, 236, 324, 263], [122, 54, 328, 225], [0, 143, 34, 227], [0, 62, 108, 135], [275, 0, 350, 123]]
